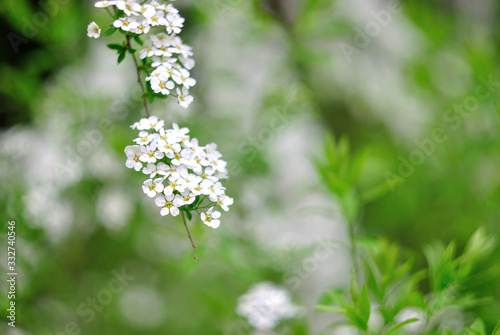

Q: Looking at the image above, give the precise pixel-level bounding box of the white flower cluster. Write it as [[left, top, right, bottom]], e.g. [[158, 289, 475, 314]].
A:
[[236, 282, 301, 331], [125, 116, 233, 228], [87, 0, 196, 108]]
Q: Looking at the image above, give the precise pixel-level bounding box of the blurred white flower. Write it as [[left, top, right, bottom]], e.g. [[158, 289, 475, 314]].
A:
[[395, 307, 426, 334], [96, 188, 132, 231], [119, 285, 166, 329], [236, 282, 301, 331], [87, 22, 100, 38]]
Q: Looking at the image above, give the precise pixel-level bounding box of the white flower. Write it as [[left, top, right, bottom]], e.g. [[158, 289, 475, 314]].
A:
[[151, 56, 175, 68], [142, 162, 169, 178], [155, 193, 181, 216], [201, 207, 221, 228], [147, 10, 167, 26], [176, 87, 193, 108], [168, 41, 193, 59], [139, 143, 164, 163], [87, 22, 101, 39], [140, 4, 156, 18], [133, 130, 155, 145], [125, 145, 144, 171], [115, 0, 141, 16], [139, 40, 157, 59], [164, 3, 179, 14], [172, 68, 196, 89], [204, 181, 224, 202], [180, 190, 196, 206], [95, 1, 116, 8], [216, 195, 233, 211], [150, 77, 175, 95], [163, 175, 186, 195], [180, 55, 195, 70], [113, 17, 139, 32], [165, 13, 184, 35], [142, 178, 165, 198], [236, 282, 301, 331], [170, 122, 189, 142], [130, 20, 151, 35]]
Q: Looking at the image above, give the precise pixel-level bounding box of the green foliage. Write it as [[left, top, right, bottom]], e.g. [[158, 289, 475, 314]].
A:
[[316, 232, 497, 334]]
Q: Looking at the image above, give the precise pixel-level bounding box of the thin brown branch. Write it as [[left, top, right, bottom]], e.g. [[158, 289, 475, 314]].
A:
[[181, 211, 198, 261]]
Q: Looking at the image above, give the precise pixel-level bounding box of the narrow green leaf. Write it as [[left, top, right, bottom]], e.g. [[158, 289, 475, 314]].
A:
[[107, 43, 124, 50], [133, 35, 144, 46], [102, 27, 117, 37], [466, 318, 486, 335], [358, 285, 370, 323], [350, 272, 359, 304], [117, 51, 126, 64], [384, 318, 420, 335], [186, 211, 192, 221], [128, 48, 137, 54], [314, 304, 345, 314], [344, 305, 367, 331], [492, 320, 500, 335]]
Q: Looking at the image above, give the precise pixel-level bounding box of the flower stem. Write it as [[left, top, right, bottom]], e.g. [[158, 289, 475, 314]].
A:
[[181, 211, 198, 261], [126, 35, 150, 117]]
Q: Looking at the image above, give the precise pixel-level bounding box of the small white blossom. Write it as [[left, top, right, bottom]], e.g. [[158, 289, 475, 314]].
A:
[[217, 195, 234, 211], [165, 13, 184, 35], [155, 193, 181, 216], [125, 145, 144, 171], [95, 1, 116, 8], [201, 207, 221, 228], [142, 178, 164, 198], [176, 87, 193, 108], [87, 22, 101, 38]]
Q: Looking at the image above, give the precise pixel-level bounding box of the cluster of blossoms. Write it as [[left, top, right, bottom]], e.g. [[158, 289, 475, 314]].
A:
[[125, 116, 233, 228], [236, 282, 302, 331], [87, 0, 196, 108]]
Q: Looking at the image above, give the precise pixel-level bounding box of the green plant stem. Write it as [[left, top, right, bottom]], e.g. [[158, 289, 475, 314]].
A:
[[181, 211, 198, 261], [125, 35, 150, 117]]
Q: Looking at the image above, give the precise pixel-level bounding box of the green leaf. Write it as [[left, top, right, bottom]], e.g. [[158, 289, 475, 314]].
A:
[[358, 285, 370, 323], [102, 27, 117, 37], [314, 304, 345, 314], [344, 305, 367, 331], [317, 288, 349, 307], [133, 35, 144, 46], [117, 51, 126, 64], [466, 319, 486, 335], [107, 43, 124, 51], [350, 272, 359, 304], [186, 211, 192, 221], [492, 320, 500, 335], [128, 48, 137, 54], [384, 318, 420, 335]]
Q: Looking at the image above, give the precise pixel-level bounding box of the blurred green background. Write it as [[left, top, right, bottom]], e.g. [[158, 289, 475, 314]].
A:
[[0, 0, 499, 334]]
